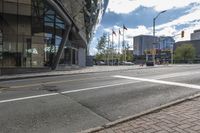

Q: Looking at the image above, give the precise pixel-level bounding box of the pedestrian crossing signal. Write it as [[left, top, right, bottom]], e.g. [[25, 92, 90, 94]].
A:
[[181, 31, 184, 38]]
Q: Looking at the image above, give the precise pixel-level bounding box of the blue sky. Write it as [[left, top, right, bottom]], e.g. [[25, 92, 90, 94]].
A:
[[90, 0, 200, 55]]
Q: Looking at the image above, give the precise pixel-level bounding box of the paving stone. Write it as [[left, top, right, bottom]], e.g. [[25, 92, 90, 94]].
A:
[[95, 97, 200, 133]]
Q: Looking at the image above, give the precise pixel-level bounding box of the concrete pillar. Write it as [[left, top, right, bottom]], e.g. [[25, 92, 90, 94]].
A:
[[78, 48, 86, 67]]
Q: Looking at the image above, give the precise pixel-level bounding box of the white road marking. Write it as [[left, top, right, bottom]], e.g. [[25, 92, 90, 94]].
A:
[[1, 70, 199, 89], [151, 71, 200, 79], [114, 75, 200, 90], [0, 93, 58, 104], [0, 81, 139, 104], [60, 81, 139, 94], [1, 71, 200, 104]]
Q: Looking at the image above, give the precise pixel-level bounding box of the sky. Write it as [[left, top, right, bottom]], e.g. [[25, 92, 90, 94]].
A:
[[89, 0, 200, 55]]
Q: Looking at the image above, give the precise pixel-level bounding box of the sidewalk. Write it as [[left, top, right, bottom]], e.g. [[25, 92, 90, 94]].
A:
[[0, 65, 150, 81], [93, 96, 200, 133]]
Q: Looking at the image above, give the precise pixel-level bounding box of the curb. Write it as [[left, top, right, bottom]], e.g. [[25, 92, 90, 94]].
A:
[[80, 92, 200, 133], [0, 65, 171, 81], [0, 74, 62, 82]]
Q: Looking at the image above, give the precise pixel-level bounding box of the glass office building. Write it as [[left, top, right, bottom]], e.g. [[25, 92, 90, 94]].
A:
[[0, 0, 107, 74]]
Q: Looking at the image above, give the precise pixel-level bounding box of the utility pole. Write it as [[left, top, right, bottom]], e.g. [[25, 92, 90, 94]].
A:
[[107, 33, 110, 66], [123, 27, 125, 63], [171, 43, 174, 64], [118, 29, 121, 66], [152, 10, 167, 64], [112, 31, 114, 66], [153, 10, 167, 37]]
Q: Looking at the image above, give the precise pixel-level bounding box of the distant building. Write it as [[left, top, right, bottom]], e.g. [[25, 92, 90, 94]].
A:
[[133, 35, 174, 56], [159, 36, 175, 50], [175, 40, 200, 58], [191, 29, 200, 41], [133, 35, 159, 56]]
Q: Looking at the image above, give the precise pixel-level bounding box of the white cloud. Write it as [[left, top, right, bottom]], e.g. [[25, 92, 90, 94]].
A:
[[115, 4, 200, 42], [126, 25, 150, 37], [90, 0, 200, 55], [107, 0, 200, 14], [157, 7, 200, 29], [102, 25, 150, 51], [155, 6, 200, 40], [175, 22, 200, 42], [90, 47, 98, 55], [103, 4, 200, 48]]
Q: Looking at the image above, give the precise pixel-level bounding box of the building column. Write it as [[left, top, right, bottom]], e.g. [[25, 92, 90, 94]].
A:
[[46, 0, 73, 70], [78, 48, 86, 67], [51, 26, 71, 70]]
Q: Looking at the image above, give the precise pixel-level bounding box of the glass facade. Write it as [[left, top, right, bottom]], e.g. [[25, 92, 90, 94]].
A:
[[0, 0, 107, 71], [0, 0, 79, 68], [159, 37, 175, 50]]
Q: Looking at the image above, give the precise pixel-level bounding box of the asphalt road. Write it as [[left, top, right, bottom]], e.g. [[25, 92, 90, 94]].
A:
[[0, 65, 200, 133]]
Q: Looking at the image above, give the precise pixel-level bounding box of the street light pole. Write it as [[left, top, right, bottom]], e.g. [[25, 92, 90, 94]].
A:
[[152, 10, 167, 64], [107, 33, 110, 66], [153, 18, 156, 36], [153, 10, 167, 37], [171, 43, 174, 64]]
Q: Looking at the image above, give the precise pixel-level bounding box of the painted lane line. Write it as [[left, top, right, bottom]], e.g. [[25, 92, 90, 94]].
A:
[[0, 93, 58, 104], [152, 71, 200, 79], [6, 70, 200, 89], [114, 75, 200, 90], [8, 76, 109, 89], [60, 81, 140, 94], [0, 81, 139, 104], [1, 73, 200, 104]]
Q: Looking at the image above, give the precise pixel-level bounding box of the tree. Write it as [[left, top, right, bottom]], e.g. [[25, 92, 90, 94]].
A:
[[95, 33, 108, 62], [174, 44, 196, 63], [125, 43, 133, 62], [96, 33, 107, 54], [95, 53, 104, 61], [126, 51, 133, 61], [95, 33, 107, 61], [119, 42, 134, 62]]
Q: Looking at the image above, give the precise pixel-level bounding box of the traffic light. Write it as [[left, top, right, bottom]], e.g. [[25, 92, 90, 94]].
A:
[[181, 31, 184, 38]]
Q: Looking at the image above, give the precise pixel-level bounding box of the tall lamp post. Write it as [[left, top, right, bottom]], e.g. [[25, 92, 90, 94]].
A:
[[152, 10, 167, 64], [153, 10, 167, 36]]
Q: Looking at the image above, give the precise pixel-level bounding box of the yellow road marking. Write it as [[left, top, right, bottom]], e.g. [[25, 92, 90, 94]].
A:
[[0, 88, 7, 91], [9, 76, 108, 89]]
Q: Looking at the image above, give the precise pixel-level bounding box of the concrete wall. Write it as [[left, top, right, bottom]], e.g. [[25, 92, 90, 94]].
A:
[[175, 40, 200, 57], [191, 32, 200, 41]]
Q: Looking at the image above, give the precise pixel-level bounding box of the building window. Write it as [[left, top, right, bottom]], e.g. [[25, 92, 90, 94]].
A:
[[0, 0, 67, 68], [0, 0, 3, 67], [2, 0, 18, 67]]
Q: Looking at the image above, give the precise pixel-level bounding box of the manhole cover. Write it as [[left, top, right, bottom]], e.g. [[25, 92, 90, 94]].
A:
[[41, 85, 59, 92]]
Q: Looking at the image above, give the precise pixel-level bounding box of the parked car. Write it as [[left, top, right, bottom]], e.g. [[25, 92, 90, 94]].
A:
[[121, 61, 134, 65], [96, 61, 105, 65], [146, 61, 154, 66]]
